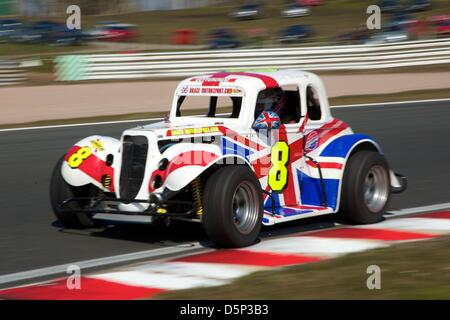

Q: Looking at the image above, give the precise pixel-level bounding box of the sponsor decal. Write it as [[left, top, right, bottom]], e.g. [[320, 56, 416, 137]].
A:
[[90, 139, 104, 152], [189, 77, 237, 83], [168, 126, 220, 136], [178, 86, 243, 96], [305, 131, 319, 152], [180, 86, 189, 94]]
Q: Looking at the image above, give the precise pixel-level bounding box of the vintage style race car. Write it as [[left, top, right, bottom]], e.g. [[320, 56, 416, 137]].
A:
[[50, 70, 407, 247]]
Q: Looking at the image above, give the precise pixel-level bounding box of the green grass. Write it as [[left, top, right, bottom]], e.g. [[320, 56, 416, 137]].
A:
[[1, 0, 450, 58], [0, 43, 91, 57], [2, 0, 449, 83], [156, 235, 450, 300], [77, 0, 450, 45]]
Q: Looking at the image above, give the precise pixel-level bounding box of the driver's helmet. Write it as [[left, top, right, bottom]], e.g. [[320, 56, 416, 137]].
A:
[[255, 88, 286, 116], [253, 111, 281, 130]]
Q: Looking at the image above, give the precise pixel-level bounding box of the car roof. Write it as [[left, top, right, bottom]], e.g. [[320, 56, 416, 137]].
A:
[[178, 70, 318, 93]]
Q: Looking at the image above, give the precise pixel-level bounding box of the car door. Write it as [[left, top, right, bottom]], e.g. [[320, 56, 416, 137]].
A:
[[298, 82, 339, 209], [264, 84, 306, 208]]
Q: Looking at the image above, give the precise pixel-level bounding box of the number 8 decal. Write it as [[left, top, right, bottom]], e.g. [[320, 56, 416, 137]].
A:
[[68, 146, 92, 169], [268, 141, 290, 192]]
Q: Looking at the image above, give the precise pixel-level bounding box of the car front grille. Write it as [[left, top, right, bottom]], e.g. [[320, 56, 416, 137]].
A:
[[119, 135, 148, 199]]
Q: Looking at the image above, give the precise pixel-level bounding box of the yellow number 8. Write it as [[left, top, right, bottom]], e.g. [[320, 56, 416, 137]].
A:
[[68, 146, 92, 169], [268, 141, 290, 192]]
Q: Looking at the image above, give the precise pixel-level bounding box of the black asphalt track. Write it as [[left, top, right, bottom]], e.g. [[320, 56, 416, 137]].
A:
[[0, 100, 449, 276]]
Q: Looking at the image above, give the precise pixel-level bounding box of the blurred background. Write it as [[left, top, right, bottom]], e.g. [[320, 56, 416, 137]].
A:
[[1, 1, 450, 300], [0, 0, 449, 87]]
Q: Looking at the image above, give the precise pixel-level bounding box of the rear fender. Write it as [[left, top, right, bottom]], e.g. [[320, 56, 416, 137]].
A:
[[317, 134, 383, 211], [61, 135, 120, 192]]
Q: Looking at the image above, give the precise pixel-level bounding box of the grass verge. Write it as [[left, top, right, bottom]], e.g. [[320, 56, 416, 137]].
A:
[[156, 235, 450, 300], [2, 0, 450, 57]]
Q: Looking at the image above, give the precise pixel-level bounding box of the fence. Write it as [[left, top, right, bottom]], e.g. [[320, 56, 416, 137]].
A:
[[0, 60, 24, 86], [55, 38, 450, 81]]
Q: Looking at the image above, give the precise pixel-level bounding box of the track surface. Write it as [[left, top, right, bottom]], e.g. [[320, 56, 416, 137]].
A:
[[0, 100, 449, 276]]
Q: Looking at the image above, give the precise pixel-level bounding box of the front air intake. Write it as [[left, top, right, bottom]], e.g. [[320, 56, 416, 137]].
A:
[[119, 135, 148, 199]]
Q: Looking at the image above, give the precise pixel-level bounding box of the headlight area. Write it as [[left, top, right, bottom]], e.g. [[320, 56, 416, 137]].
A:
[[146, 158, 201, 220], [148, 158, 169, 192]]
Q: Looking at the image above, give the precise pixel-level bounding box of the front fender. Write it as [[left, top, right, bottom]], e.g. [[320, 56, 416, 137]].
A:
[[158, 142, 251, 192], [61, 135, 120, 191]]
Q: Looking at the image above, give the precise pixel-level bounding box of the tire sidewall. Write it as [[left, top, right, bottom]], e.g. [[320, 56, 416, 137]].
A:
[[203, 165, 264, 247], [341, 151, 391, 224], [50, 155, 96, 228]]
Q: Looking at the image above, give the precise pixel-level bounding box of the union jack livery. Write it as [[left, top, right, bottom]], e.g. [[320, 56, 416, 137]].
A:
[[253, 111, 281, 129], [51, 70, 407, 247]]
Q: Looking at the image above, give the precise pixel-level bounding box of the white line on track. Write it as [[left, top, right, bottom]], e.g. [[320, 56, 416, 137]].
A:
[[387, 202, 450, 217], [0, 243, 203, 285], [0, 117, 164, 133], [0, 202, 449, 286], [1, 98, 449, 133], [330, 97, 450, 108]]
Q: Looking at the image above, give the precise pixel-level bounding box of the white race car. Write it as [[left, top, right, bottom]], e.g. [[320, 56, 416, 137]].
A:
[[50, 70, 406, 247]]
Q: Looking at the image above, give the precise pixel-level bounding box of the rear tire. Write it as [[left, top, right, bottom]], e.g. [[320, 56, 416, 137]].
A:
[[339, 151, 391, 224], [203, 165, 263, 248], [50, 155, 96, 229]]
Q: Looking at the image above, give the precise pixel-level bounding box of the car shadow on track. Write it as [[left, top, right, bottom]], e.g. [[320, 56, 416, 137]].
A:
[[51, 213, 353, 249], [52, 219, 209, 245]]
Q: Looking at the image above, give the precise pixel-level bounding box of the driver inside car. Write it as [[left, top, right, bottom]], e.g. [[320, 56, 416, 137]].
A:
[[253, 88, 296, 128]]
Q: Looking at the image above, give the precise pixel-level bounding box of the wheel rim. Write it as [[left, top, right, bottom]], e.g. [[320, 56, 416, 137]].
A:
[[232, 181, 260, 235], [364, 165, 389, 213]]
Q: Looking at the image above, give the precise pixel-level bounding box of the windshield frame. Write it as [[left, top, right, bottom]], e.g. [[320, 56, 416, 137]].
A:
[[169, 88, 247, 125]]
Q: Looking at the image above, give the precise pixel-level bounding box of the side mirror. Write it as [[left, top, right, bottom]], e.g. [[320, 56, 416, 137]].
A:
[[163, 112, 170, 123]]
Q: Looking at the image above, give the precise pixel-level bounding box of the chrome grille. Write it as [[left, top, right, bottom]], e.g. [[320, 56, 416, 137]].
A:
[[119, 135, 148, 199]]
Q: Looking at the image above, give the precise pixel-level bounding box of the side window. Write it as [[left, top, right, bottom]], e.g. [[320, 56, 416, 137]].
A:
[[254, 86, 301, 124], [306, 85, 322, 121]]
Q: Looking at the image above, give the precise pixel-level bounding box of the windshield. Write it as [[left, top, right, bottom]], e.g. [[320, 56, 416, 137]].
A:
[[175, 95, 243, 119]]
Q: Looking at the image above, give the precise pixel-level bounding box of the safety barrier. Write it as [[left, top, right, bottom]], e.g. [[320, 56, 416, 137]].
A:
[[0, 60, 25, 86], [55, 38, 450, 81]]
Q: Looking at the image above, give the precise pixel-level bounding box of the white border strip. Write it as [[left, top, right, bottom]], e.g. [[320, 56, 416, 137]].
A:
[[331, 97, 450, 108], [0, 117, 164, 133], [0, 243, 203, 285], [388, 202, 450, 217], [1, 98, 449, 133], [1, 202, 449, 286]]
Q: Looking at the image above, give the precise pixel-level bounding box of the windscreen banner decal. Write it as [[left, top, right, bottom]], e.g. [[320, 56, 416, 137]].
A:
[[178, 85, 244, 96]]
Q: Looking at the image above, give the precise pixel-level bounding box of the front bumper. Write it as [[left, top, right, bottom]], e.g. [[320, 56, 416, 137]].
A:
[[391, 172, 407, 193], [58, 196, 196, 219]]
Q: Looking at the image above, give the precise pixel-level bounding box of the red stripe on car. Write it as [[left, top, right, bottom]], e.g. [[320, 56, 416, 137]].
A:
[[210, 72, 279, 89], [65, 145, 115, 192], [306, 160, 343, 170], [167, 151, 219, 175]]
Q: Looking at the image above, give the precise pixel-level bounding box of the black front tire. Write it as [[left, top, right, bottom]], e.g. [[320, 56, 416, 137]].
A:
[[50, 155, 96, 229], [339, 151, 391, 224], [203, 165, 264, 248]]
